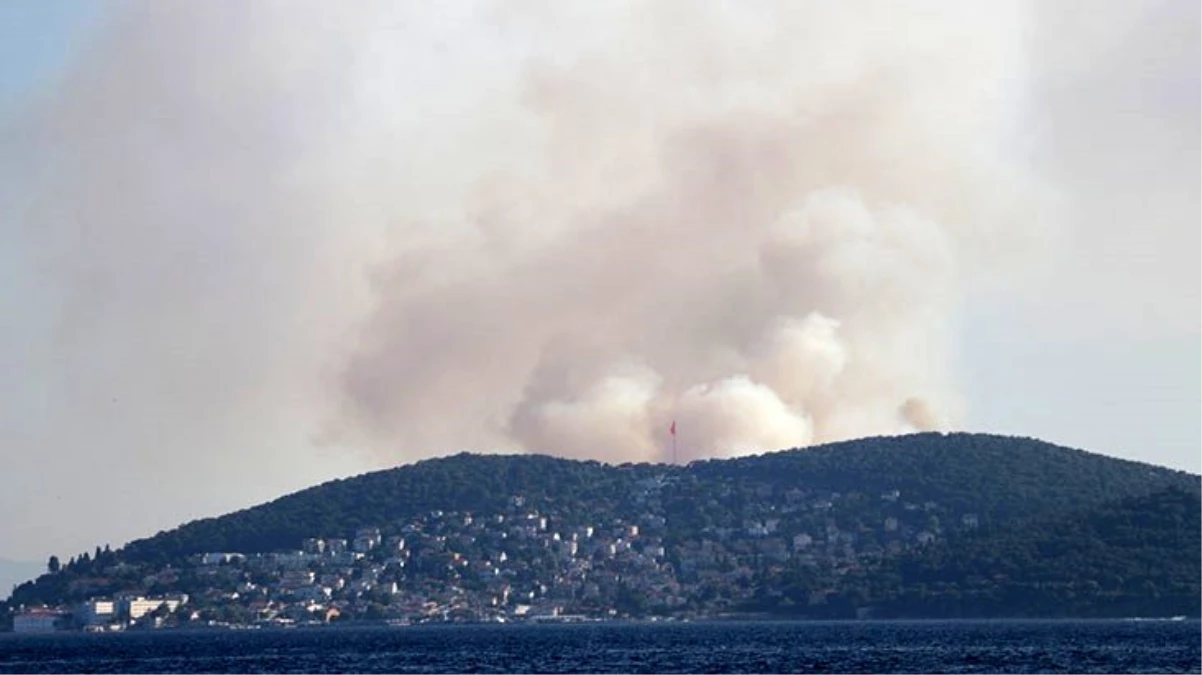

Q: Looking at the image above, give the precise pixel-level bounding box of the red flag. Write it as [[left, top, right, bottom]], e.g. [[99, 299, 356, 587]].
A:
[[670, 420, 676, 436]]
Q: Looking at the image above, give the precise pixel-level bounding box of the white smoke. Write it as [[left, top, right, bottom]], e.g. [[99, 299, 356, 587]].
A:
[[4, 0, 1045, 493], [676, 377, 815, 460], [325, 2, 1042, 463]]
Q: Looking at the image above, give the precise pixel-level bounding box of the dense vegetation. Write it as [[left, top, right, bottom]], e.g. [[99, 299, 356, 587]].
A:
[[878, 486, 1202, 617], [5, 433, 1198, 620], [117, 433, 1195, 562], [120, 453, 658, 563], [704, 433, 1198, 517]]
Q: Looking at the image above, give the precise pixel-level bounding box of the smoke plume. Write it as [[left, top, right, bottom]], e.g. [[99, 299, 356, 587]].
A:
[[329, 1, 1036, 463], [4, 0, 1043, 487]]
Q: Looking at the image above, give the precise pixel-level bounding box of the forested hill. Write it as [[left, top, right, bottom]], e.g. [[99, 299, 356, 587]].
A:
[[8, 432, 1199, 621], [867, 486, 1202, 618], [119, 432, 1196, 562], [688, 433, 1197, 522]]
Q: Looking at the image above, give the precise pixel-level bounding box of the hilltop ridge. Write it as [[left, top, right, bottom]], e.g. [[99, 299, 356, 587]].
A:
[[118, 432, 1196, 559], [4, 433, 1198, 627]]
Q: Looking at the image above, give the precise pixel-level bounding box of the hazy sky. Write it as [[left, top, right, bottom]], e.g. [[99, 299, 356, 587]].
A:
[[1, 0, 1197, 564]]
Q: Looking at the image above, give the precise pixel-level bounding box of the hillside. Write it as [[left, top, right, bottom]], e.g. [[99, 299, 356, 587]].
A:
[[121, 432, 1196, 561], [5, 433, 1199, 623], [696, 433, 1195, 517], [884, 486, 1202, 618], [124, 452, 649, 562]]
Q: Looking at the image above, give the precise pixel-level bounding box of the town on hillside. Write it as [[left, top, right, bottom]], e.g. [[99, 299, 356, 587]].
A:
[[9, 480, 975, 632]]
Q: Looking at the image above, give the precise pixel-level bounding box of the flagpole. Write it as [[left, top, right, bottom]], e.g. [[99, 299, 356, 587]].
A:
[[671, 421, 677, 466]]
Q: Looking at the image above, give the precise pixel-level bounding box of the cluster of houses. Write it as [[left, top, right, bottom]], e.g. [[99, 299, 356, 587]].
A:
[[11, 479, 983, 630], [13, 595, 187, 633]]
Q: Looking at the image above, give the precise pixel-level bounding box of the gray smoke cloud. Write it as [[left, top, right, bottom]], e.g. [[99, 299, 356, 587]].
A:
[[2, 0, 1048, 518], [328, 1, 1040, 462]]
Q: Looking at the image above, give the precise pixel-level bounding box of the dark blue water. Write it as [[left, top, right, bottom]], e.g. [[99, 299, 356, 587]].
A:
[[1, 620, 1198, 673]]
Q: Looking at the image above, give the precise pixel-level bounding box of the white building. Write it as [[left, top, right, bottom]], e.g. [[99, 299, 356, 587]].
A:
[[77, 600, 116, 626], [272, 551, 314, 570], [14, 610, 64, 633], [120, 596, 185, 620], [278, 570, 316, 590], [353, 527, 382, 553], [200, 552, 244, 566], [330, 551, 363, 566]]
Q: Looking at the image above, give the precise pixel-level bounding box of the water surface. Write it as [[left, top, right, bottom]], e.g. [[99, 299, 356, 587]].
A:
[[1, 619, 1198, 673]]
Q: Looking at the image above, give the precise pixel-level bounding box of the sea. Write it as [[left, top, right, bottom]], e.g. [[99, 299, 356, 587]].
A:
[[1, 619, 1198, 674]]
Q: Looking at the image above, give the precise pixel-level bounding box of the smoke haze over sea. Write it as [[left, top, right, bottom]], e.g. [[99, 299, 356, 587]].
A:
[[1, 0, 1196, 558]]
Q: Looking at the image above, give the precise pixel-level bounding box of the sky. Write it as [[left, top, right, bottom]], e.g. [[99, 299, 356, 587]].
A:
[[0, 0, 1197, 564]]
